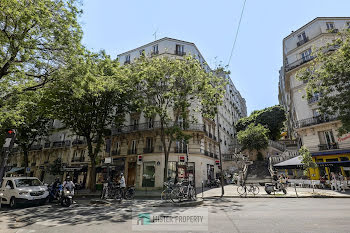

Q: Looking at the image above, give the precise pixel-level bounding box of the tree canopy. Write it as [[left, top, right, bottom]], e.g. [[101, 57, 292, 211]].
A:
[[236, 105, 286, 140], [298, 30, 350, 135], [299, 146, 317, 176], [45, 51, 133, 191], [130, 55, 226, 182], [237, 123, 269, 152]]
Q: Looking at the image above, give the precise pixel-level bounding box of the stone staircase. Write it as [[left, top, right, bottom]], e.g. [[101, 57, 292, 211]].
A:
[[244, 160, 272, 184]]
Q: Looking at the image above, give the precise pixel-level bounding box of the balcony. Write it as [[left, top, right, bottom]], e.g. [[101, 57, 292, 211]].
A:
[[143, 147, 154, 154], [175, 147, 187, 153], [297, 37, 309, 47], [112, 150, 121, 156], [72, 139, 86, 146], [52, 140, 71, 148], [29, 144, 42, 151], [124, 60, 130, 65], [112, 121, 205, 135], [128, 149, 137, 155], [72, 157, 85, 162], [210, 152, 214, 158], [285, 56, 314, 72], [318, 143, 339, 151], [327, 28, 339, 33], [151, 51, 159, 56], [295, 114, 338, 129], [174, 50, 186, 56], [44, 142, 51, 148]]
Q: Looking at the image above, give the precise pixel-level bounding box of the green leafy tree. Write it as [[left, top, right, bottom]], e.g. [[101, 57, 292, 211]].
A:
[[46, 51, 132, 191], [299, 146, 317, 177], [49, 158, 63, 176], [236, 105, 286, 140], [237, 123, 269, 153], [130, 55, 226, 183], [298, 30, 350, 135]]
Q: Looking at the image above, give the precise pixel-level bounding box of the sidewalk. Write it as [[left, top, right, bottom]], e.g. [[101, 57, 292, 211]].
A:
[[199, 185, 350, 198]]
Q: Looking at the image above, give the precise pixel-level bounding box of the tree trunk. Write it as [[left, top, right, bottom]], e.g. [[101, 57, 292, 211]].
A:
[[23, 149, 29, 173], [89, 158, 97, 192], [160, 121, 169, 185]]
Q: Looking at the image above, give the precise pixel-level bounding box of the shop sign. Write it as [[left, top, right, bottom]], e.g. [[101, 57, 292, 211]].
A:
[[26, 167, 30, 173], [338, 133, 350, 142], [179, 156, 185, 162], [104, 157, 112, 164]]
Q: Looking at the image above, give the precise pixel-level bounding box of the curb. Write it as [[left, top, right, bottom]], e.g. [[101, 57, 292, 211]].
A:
[[203, 195, 350, 198], [153, 198, 204, 207]]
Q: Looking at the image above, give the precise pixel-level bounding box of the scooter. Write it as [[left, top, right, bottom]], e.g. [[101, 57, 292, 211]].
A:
[[265, 182, 287, 195], [207, 179, 221, 188], [59, 185, 74, 207], [48, 184, 61, 203]]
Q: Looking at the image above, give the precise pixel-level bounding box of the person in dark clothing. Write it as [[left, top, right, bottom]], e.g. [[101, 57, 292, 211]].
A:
[[273, 172, 278, 189]]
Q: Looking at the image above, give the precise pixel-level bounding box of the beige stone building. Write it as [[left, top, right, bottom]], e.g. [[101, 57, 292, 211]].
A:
[[279, 17, 350, 180]]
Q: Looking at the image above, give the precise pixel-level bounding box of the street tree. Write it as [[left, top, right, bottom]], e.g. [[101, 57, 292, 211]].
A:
[[129, 55, 226, 183], [236, 105, 286, 140], [46, 51, 132, 191], [299, 146, 317, 176], [298, 30, 350, 135], [237, 123, 269, 155]]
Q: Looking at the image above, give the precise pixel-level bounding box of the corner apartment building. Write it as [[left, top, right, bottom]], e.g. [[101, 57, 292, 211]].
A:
[[103, 37, 247, 189], [279, 17, 350, 180]]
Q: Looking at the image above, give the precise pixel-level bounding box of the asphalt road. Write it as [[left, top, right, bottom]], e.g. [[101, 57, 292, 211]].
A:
[[0, 198, 349, 233]]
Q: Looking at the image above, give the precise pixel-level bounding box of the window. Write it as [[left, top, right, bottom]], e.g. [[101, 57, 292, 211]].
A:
[[139, 49, 145, 56], [347, 22, 350, 29], [148, 118, 154, 128], [176, 140, 187, 153], [131, 140, 137, 154], [6, 180, 14, 189], [152, 44, 158, 55], [15, 179, 42, 187], [125, 54, 130, 64], [146, 137, 153, 150], [132, 119, 139, 130], [301, 48, 312, 62], [326, 22, 335, 30], [297, 31, 307, 41], [142, 161, 155, 187], [175, 44, 184, 55], [177, 116, 184, 129]]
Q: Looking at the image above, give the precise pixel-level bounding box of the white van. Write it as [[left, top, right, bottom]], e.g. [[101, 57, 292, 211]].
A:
[[0, 177, 49, 208]]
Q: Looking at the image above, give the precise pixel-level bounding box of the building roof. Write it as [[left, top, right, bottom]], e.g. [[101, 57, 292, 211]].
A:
[[283, 17, 350, 41]]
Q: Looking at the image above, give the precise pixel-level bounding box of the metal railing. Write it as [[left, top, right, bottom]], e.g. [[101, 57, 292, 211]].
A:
[[285, 56, 314, 72], [112, 150, 121, 156], [112, 121, 205, 135], [318, 143, 339, 151], [128, 149, 137, 155], [71, 157, 85, 162], [297, 37, 309, 47], [143, 147, 154, 153], [44, 142, 51, 148], [268, 140, 286, 152], [30, 144, 43, 151], [174, 148, 187, 153], [174, 50, 186, 56], [295, 114, 338, 129], [52, 140, 71, 148], [72, 139, 86, 146]]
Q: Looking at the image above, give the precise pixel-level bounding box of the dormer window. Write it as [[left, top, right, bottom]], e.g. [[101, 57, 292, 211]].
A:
[[152, 44, 159, 55], [326, 22, 335, 30], [297, 31, 308, 46], [175, 44, 185, 56], [125, 54, 130, 64]]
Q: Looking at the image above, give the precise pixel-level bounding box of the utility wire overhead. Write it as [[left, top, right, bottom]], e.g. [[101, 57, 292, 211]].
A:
[[227, 0, 247, 67]]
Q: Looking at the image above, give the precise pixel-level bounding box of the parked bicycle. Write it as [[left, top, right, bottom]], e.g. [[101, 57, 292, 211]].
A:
[[237, 183, 259, 196], [101, 182, 122, 200], [171, 180, 196, 203], [161, 181, 175, 201]]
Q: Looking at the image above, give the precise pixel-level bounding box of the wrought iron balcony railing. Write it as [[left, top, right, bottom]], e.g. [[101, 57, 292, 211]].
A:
[[112, 150, 121, 156], [29, 144, 43, 151], [318, 143, 339, 151], [72, 139, 86, 146], [112, 121, 205, 135], [143, 147, 154, 153], [174, 148, 187, 153], [128, 149, 137, 155], [285, 56, 314, 72], [297, 37, 309, 47], [174, 50, 186, 56], [295, 114, 338, 129]]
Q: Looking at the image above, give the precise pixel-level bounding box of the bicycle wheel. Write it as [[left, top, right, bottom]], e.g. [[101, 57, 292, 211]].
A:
[[190, 188, 197, 200], [237, 186, 246, 196], [251, 185, 259, 195], [161, 189, 171, 201], [101, 187, 106, 199], [171, 187, 183, 203]]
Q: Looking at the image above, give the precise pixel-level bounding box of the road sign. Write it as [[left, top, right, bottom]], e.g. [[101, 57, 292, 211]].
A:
[[26, 167, 30, 173], [179, 156, 185, 162], [215, 160, 220, 166]]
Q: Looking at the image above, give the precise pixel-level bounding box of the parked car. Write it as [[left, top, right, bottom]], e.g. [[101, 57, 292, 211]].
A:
[[0, 177, 49, 208]]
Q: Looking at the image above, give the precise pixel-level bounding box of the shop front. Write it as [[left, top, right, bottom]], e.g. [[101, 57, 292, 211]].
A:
[[311, 149, 350, 180], [167, 161, 195, 185], [62, 165, 88, 188]]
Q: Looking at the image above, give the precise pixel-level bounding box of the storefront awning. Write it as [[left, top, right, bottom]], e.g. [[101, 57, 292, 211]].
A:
[[312, 149, 350, 156], [273, 156, 303, 169], [6, 167, 24, 174], [317, 161, 350, 167]]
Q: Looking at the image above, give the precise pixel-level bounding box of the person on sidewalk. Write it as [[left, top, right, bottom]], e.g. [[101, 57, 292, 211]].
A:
[[119, 173, 126, 198], [338, 172, 345, 192]]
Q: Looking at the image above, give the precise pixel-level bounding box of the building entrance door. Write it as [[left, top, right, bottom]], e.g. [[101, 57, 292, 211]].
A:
[[127, 162, 136, 186]]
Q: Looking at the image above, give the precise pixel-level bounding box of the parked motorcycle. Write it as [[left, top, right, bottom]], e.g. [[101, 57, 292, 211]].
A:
[[48, 184, 61, 203], [207, 179, 221, 188], [265, 182, 287, 195], [124, 186, 135, 200], [60, 186, 74, 207]]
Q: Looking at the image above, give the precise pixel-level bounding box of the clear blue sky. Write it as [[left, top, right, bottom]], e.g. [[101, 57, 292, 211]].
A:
[[80, 0, 350, 115]]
